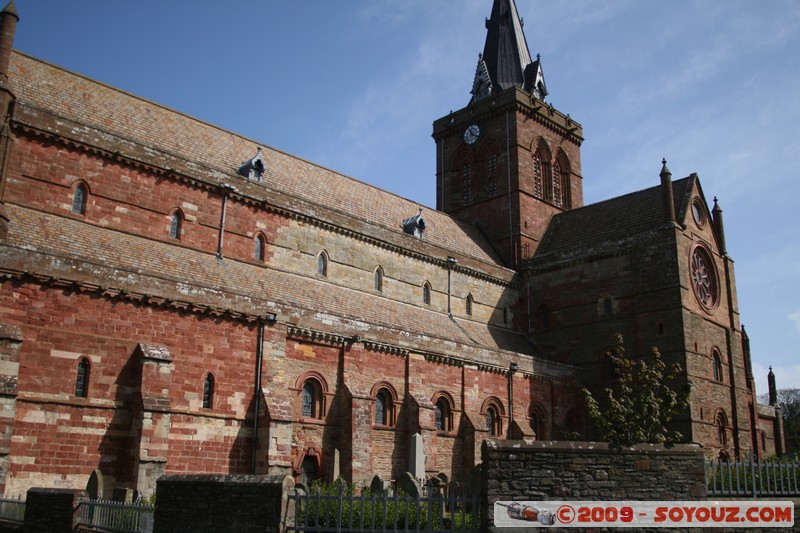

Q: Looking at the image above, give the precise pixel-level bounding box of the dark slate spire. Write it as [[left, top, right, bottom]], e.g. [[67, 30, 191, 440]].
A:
[[712, 196, 727, 255], [472, 0, 547, 102], [768, 366, 777, 406]]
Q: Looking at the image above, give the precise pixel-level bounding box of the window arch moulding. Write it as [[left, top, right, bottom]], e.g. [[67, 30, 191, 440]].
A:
[[71, 182, 89, 215], [370, 382, 399, 427], [294, 371, 331, 421]]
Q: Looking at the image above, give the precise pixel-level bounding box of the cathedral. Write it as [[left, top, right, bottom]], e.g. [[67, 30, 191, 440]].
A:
[[0, 0, 785, 498]]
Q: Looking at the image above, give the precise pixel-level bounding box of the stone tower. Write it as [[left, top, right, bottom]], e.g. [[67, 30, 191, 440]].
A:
[[432, 0, 583, 268]]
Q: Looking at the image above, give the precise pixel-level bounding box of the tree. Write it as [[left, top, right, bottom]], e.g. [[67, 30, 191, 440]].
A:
[[583, 334, 689, 446]]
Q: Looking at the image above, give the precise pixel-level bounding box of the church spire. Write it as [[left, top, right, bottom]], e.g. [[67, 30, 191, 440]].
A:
[[471, 0, 547, 102]]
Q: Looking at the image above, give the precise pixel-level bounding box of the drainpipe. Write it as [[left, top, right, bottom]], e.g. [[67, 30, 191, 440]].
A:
[[216, 184, 234, 259], [507, 362, 517, 439], [446, 256, 457, 315], [251, 321, 265, 474]]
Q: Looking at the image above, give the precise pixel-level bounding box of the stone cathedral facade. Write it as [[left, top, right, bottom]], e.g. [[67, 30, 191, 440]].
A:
[[0, 0, 785, 498]]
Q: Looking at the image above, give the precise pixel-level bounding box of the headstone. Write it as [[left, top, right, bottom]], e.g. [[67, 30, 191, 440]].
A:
[[331, 448, 340, 480], [370, 474, 389, 495], [409, 433, 425, 480], [396, 472, 422, 498]]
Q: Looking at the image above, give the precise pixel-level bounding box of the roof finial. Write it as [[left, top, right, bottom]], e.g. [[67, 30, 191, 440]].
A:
[[660, 158, 671, 178]]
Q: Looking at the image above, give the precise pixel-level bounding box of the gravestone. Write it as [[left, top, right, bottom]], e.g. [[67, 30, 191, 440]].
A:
[[396, 472, 422, 498], [409, 433, 425, 480], [370, 474, 390, 495], [331, 448, 340, 480]]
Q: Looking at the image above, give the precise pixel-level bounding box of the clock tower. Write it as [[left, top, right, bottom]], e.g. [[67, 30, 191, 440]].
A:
[[432, 0, 583, 268]]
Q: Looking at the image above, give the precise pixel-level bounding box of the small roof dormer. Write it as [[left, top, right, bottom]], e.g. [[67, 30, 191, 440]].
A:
[[237, 147, 265, 182], [402, 209, 426, 239]]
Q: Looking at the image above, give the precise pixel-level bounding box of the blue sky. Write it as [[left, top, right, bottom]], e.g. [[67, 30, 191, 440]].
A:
[[12, 1, 800, 391]]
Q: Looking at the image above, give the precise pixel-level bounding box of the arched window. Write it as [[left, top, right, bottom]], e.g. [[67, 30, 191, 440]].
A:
[[529, 404, 546, 439], [374, 267, 383, 292], [72, 183, 87, 214], [434, 394, 454, 432], [503, 305, 511, 326], [254, 234, 266, 261], [462, 161, 473, 205], [203, 374, 214, 409], [532, 141, 552, 201], [374, 387, 395, 426], [532, 151, 544, 199], [486, 153, 498, 198], [712, 350, 723, 382], [301, 379, 323, 419], [552, 160, 563, 208], [486, 405, 501, 436], [465, 294, 474, 316], [317, 251, 328, 277], [423, 282, 431, 305], [482, 398, 504, 437], [295, 372, 329, 421], [716, 411, 728, 445], [554, 151, 571, 209], [169, 210, 182, 239], [75, 357, 90, 398]]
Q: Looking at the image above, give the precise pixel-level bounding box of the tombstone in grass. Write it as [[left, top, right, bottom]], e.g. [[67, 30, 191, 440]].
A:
[[409, 433, 425, 481], [331, 448, 341, 481], [370, 474, 390, 496], [427, 474, 444, 499], [332, 477, 346, 494], [396, 471, 423, 498]]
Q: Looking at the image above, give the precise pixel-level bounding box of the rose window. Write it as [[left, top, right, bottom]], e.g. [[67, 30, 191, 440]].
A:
[[690, 244, 718, 310]]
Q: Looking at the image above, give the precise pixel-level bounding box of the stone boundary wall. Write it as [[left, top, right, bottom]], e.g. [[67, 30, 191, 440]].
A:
[[481, 440, 708, 527], [153, 474, 293, 533], [21, 487, 84, 533]]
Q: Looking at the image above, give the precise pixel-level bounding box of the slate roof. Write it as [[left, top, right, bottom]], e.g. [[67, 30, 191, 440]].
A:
[[7, 51, 507, 273], [533, 176, 695, 262], [481, 0, 532, 92], [1, 204, 574, 380]]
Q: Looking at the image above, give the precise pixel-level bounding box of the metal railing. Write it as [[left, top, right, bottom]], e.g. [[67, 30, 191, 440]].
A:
[[707, 454, 800, 497], [0, 496, 24, 523], [75, 498, 155, 533], [290, 481, 480, 533]]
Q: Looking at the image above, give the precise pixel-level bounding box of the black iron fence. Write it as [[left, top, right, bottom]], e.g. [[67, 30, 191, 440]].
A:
[[0, 496, 24, 524], [75, 498, 155, 533], [706, 454, 800, 497], [290, 481, 480, 533]]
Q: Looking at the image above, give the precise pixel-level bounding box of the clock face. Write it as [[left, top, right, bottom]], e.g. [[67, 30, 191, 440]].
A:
[[463, 124, 481, 145]]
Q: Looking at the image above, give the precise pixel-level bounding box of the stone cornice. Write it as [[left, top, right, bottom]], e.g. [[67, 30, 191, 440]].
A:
[[362, 340, 408, 357], [0, 267, 277, 325], [285, 325, 348, 347]]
